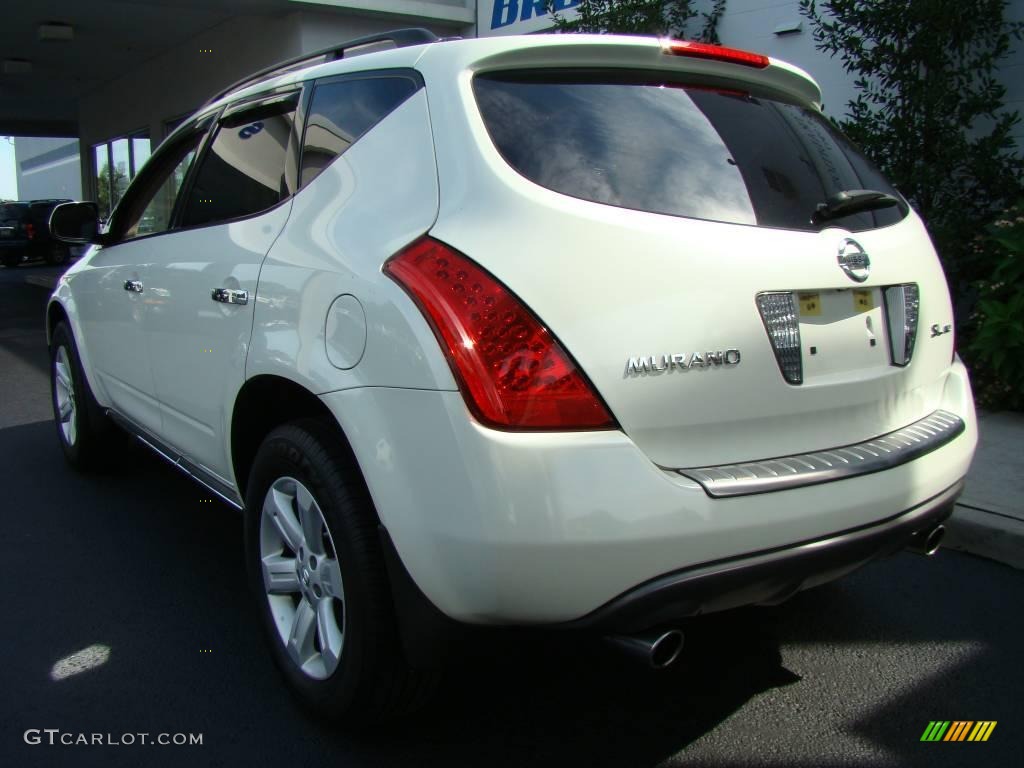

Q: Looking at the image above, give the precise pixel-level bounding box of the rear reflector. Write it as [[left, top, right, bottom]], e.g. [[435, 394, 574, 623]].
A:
[[883, 284, 920, 366], [664, 40, 770, 69], [384, 237, 616, 431], [756, 292, 802, 385]]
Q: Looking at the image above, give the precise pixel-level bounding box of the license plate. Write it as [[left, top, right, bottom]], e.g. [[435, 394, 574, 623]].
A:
[[798, 292, 822, 317], [852, 289, 874, 312]]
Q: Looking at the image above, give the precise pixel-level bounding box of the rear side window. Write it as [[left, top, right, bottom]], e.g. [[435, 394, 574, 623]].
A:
[[300, 75, 420, 187], [473, 72, 905, 232], [180, 96, 298, 228]]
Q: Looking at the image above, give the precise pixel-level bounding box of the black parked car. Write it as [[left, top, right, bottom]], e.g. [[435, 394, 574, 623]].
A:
[[0, 199, 74, 268]]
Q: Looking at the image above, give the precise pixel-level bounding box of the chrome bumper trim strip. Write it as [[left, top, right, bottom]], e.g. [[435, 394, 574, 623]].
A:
[[678, 410, 965, 498]]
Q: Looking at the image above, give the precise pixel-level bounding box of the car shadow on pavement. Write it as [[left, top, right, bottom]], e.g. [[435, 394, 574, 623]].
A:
[[3, 417, 1020, 768], [1, 418, 804, 768], [366, 614, 802, 766]]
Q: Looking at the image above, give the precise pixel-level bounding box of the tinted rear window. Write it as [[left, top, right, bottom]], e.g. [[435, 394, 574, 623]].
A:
[[473, 72, 904, 232], [0, 204, 27, 222]]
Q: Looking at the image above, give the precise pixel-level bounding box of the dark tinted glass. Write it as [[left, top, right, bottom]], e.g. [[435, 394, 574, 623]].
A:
[[0, 203, 28, 223], [180, 103, 297, 228], [112, 126, 205, 240], [301, 76, 419, 186], [473, 73, 904, 232]]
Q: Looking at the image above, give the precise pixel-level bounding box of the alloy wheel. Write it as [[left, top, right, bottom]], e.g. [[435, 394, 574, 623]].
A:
[[54, 346, 77, 446], [259, 476, 345, 680]]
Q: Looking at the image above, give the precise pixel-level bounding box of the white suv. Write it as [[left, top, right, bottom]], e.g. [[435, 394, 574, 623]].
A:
[[47, 30, 977, 721]]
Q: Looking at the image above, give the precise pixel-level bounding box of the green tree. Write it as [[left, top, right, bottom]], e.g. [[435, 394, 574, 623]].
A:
[[96, 162, 129, 220], [800, 0, 1024, 303], [549, 0, 726, 41], [967, 201, 1024, 408]]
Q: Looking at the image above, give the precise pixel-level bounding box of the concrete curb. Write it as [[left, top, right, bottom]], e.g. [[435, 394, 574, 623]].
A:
[[941, 410, 1024, 570], [944, 504, 1024, 570]]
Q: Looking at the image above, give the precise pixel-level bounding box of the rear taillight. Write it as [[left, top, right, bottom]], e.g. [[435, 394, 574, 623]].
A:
[[24, 222, 36, 239], [664, 40, 770, 69], [883, 284, 920, 366], [384, 237, 616, 431], [756, 292, 803, 385]]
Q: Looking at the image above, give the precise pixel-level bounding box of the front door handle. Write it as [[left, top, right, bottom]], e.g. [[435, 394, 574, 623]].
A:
[[124, 280, 144, 293], [211, 288, 248, 306]]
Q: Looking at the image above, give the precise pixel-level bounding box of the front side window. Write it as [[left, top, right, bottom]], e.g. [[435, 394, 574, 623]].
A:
[[473, 72, 906, 233], [179, 97, 298, 228], [111, 126, 206, 241], [300, 75, 420, 187]]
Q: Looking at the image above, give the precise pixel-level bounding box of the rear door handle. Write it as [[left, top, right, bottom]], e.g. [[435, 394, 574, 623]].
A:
[[211, 288, 248, 306], [124, 280, 144, 293]]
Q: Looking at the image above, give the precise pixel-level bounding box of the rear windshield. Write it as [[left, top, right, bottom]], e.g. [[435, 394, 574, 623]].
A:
[[0, 203, 27, 222], [472, 72, 905, 232]]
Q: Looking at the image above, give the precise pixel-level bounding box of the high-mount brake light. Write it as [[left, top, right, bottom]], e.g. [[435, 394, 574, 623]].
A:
[[664, 40, 770, 69], [384, 237, 617, 431]]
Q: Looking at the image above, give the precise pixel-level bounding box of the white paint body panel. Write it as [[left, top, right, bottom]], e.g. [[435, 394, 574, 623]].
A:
[[143, 203, 292, 482], [50, 34, 977, 627], [321, 363, 975, 623]]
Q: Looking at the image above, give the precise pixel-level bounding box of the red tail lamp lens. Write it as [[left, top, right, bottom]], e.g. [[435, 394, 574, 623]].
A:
[[665, 40, 770, 69], [24, 222, 36, 239], [384, 237, 616, 431]]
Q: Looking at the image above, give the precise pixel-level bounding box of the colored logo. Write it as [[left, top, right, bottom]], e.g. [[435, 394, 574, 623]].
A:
[[920, 721, 997, 742]]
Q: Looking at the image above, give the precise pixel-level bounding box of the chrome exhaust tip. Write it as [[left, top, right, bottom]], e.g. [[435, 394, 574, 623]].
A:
[[606, 628, 685, 669], [907, 524, 945, 556]]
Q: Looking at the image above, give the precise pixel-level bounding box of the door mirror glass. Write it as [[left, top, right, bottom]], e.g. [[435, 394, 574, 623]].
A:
[[49, 202, 101, 244]]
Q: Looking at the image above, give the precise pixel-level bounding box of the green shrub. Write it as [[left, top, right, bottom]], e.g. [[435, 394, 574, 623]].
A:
[[965, 202, 1024, 409]]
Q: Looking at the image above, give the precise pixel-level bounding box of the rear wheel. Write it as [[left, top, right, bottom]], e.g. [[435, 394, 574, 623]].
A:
[[50, 321, 115, 470], [245, 420, 437, 724], [2, 253, 20, 268], [45, 243, 70, 266]]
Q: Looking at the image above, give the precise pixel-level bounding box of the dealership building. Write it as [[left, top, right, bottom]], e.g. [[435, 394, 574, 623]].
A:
[[4, 0, 1022, 208]]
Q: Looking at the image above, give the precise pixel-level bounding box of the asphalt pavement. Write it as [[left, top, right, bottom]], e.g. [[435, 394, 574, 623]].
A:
[[1, 263, 1022, 768]]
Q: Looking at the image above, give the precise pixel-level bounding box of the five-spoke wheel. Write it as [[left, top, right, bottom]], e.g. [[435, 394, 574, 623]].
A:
[[260, 476, 346, 680], [53, 345, 77, 447]]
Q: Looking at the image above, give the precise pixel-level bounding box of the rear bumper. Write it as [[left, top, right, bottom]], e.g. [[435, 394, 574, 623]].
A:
[[320, 361, 977, 625], [563, 479, 962, 633]]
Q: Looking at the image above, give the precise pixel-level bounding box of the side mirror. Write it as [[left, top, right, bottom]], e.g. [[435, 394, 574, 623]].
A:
[[49, 202, 101, 244]]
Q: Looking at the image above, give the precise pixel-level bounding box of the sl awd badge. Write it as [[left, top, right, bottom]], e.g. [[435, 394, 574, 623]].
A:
[[626, 350, 741, 376]]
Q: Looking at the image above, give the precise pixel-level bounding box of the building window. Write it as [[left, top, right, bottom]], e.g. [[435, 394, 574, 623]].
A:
[[92, 130, 152, 219]]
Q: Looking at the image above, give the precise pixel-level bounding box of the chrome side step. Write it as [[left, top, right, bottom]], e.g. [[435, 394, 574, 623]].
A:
[[679, 410, 965, 498], [107, 410, 244, 511]]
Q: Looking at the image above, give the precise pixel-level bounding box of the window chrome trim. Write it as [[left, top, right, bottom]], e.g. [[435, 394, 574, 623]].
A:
[[678, 410, 965, 498]]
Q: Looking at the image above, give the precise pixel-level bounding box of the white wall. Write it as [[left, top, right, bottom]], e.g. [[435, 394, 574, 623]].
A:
[[14, 137, 82, 200]]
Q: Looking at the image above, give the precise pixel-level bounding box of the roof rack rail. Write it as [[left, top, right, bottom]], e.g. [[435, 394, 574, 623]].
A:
[[202, 28, 439, 108]]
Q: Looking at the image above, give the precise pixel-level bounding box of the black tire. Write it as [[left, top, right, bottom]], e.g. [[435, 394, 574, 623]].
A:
[[2, 253, 20, 268], [245, 419, 438, 725], [45, 243, 70, 266], [49, 321, 116, 470]]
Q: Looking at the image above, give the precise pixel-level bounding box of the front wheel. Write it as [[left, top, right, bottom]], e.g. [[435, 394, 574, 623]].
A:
[[245, 420, 437, 724], [50, 321, 115, 469]]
